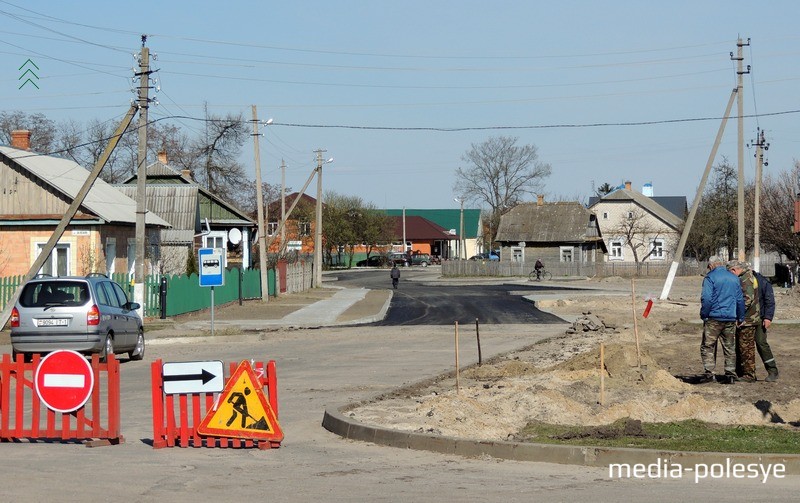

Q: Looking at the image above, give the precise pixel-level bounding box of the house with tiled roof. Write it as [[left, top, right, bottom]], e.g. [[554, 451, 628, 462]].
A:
[[385, 208, 484, 260]]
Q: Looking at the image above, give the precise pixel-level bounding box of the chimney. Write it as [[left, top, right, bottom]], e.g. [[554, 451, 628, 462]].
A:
[[157, 150, 168, 165], [11, 130, 31, 150], [537, 194, 544, 206], [624, 180, 632, 191], [181, 169, 192, 180]]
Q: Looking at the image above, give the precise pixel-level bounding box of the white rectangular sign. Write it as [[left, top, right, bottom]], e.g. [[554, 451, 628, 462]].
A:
[[162, 360, 225, 395]]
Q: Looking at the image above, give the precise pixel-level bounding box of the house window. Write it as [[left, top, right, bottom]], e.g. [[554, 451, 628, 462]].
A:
[[610, 240, 624, 261], [267, 222, 278, 236], [511, 247, 524, 263], [105, 238, 116, 274], [36, 243, 70, 276], [627, 211, 634, 219], [203, 231, 227, 250], [650, 239, 665, 260], [299, 222, 311, 237], [560, 246, 574, 262], [602, 212, 608, 220]]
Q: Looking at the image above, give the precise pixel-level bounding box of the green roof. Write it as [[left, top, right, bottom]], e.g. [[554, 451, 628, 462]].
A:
[[385, 209, 481, 239]]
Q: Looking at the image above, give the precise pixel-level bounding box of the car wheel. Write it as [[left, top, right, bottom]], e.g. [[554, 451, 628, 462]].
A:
[[420, 261, 428, 267], [11, 349, 32, 363], [100, 334, 114, 363], [129, 330, 145, 361]]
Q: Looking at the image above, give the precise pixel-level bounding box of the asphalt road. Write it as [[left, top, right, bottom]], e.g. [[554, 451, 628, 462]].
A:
[[1, 273, 798, 502], [332, 268, 566, 325]]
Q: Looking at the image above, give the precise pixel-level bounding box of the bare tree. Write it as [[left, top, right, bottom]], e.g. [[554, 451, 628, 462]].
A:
[[0, 111, 57, 152], [193, 111, 249, 204], [454, 136, 551, 242], [611, 207, 664, 264], [761, 165, 800, 261]]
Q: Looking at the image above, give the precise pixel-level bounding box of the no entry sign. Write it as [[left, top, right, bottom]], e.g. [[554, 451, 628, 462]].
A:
[[35, 350, 94, 413]]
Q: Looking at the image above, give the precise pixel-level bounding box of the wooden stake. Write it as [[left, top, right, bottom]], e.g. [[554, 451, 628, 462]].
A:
[[631, 278, 642, 368], [475, 318, 482, 366], [454, 321, 460, 393], [599, 343, 605, 406]]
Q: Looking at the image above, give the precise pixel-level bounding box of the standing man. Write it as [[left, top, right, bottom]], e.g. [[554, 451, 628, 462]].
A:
[[754, 269, 779, 382], [727, 260, 761, 383], [390, 264, 400, 289], [699, 256, 745, 383]]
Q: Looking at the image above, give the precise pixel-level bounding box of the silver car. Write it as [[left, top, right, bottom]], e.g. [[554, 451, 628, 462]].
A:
[[10, 274, 145, 362]]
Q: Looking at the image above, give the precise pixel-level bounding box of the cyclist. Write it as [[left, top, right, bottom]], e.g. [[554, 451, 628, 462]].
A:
[[534, 258, 544, 280]]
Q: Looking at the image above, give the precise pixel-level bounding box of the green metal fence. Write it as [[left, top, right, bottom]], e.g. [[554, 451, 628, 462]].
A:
[[1, 268, 272, 319]]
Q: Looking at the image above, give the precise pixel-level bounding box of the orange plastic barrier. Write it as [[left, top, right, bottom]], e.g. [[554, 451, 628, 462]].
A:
[[150, 359, 280, 449], [0, 353, 122, 446]]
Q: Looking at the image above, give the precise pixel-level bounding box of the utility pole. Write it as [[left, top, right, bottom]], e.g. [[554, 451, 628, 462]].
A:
[[313, 149, 327, 287], [732, 37, 750, 262], [134, 35, 152, 316], [280, 159, 287, 254], [251, 105, 268, 302], [751, 128, 768, 273], [660, 88, 737, 300]]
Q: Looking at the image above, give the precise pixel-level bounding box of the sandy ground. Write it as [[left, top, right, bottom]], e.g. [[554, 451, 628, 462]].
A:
[[349, 275, 800, 442]]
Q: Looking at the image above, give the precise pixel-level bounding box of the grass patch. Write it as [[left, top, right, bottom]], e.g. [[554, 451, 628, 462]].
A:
[[518, 418, 800, 454]]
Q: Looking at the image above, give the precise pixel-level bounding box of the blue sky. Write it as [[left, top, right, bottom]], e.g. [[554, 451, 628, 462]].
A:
[[3, 1, 800, 210]]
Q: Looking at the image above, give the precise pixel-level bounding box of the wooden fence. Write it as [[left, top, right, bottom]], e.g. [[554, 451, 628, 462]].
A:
[[442, 260, 711, 279]]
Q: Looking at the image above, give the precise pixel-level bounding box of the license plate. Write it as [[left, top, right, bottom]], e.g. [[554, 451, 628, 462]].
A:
[[37, 318, 69, 327]]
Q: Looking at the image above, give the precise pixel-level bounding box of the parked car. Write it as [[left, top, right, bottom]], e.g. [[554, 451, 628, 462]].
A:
[[355, 255, 389, 267], [388, 252, 411, 266], [469, 252, 499, 261], [10, 274, 145, 362], [409, 253, 433, 267]]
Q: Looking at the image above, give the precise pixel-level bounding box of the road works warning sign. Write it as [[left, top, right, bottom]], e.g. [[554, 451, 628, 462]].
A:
[[197, 360, 283, 442]]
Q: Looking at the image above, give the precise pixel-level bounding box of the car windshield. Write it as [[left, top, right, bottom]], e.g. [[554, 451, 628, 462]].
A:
[[19, 281, 90, 308]]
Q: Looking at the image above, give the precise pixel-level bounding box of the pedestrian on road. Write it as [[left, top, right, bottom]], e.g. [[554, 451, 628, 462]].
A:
[[699, 256, 745, 383], [754, 270, 779, 382], [390, 265, 400, 289], [727, 260, 761, 383]]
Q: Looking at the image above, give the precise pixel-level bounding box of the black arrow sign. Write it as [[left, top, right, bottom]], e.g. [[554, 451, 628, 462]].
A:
[[163, 368, 216, 385]]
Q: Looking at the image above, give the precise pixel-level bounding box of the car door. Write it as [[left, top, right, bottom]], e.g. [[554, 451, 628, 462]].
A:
[[109, 281, 137, 349], [98, 281, 128, 348]]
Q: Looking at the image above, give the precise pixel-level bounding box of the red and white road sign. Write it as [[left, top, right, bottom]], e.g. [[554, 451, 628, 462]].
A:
[[34, 350, 95, 413]]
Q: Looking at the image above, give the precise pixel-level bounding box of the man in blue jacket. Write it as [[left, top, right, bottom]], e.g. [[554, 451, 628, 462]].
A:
[[699, 256, 745, 383], [754, 270, 779, 382]]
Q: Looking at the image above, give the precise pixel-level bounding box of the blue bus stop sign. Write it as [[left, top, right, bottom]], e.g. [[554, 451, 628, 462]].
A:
[[199, 248, 225, 287]]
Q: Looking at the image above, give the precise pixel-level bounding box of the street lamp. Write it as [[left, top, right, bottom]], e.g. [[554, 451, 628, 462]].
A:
[[454, 197, 465, 260], [314, 150, 333, 287], [252, 107, 272, 302]]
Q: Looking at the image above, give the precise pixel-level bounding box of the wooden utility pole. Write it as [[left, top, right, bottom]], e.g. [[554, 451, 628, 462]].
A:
[[733, 37, 750, 262], [134, 36, 151, 314], [752, 128, 768, 273], [252, 105, 269, 302]]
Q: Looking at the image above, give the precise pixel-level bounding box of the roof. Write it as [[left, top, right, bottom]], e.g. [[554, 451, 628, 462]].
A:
[[0, 145, 170, 227], [495, 202, 603, 243], [123, 160, 254, 226], [588, 189, 684, 229], [116, 185, 199, 243], [588, 193, 687, 220], [389, 215, 453, 240], [385, 209, 481, 239], [267, 192, 317, 216]]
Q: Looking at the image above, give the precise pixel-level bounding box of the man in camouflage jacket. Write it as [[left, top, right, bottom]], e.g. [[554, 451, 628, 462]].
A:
[[727, 260, 761, 382]]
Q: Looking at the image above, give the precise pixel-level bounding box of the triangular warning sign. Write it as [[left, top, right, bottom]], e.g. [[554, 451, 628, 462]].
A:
[[197, 361, 283, 442]]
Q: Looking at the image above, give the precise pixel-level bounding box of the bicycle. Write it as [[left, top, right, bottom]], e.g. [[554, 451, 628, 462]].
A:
[[528, 269, 552, 281]]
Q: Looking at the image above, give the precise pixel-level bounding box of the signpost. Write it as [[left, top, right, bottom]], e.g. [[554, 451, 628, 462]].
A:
[[199, 247, 225, 336], [162, 361, 224, 395], [34, 350, 94, 413]]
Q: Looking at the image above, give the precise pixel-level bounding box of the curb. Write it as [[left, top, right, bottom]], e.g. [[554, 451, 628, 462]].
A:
[[322, 405, 800, 474]]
